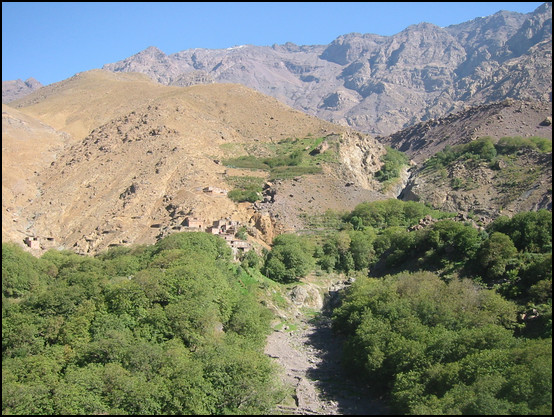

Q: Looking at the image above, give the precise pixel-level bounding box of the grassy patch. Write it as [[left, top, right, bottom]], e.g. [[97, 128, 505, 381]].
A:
[[221, 135, 339, 181], [375, 146, 409, 183], [273, 319, 299, 332], [225, 176, 266, 203]]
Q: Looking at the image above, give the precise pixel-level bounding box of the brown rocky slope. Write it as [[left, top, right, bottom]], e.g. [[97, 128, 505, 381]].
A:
[[381, 99, 552, 218], [3, 69, 551, 256], [3, 70, 390, 255]]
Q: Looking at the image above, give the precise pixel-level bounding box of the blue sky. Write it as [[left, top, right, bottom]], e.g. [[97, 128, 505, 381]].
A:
[[2, 2, 545, 86]]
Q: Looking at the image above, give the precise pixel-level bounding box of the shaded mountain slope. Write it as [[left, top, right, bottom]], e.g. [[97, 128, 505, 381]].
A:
[[382, 100, 553, 219], [2, 78, 43, 104], [379, 99, 552, 164]]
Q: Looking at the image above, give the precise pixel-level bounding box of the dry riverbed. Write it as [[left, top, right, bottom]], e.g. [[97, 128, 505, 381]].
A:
[[263, 277, 391, 415]]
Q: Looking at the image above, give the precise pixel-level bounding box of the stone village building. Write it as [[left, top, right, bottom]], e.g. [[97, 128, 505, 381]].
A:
[[184, 216, 252, 258]]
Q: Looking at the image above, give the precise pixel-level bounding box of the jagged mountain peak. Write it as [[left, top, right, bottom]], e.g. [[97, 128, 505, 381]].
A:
[[97, 3, 551, 136], [139, 45, 167, 56]]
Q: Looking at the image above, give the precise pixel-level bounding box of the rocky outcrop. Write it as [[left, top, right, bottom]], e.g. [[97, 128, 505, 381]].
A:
[[400, 150, 552, 220]]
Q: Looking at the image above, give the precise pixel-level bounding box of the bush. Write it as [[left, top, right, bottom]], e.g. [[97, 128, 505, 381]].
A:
[[495, 136, 552, 155], [332, 272, 551, 415], [375, 147, 409, 182], [487, 210, 552, 253], [227, 189, 260, 203], [346, 199, 450, 229], [2, 243, 46, 298], [477, 232, 518, 282], [2, 232, 283, 415], [262, 234, 315, 283]]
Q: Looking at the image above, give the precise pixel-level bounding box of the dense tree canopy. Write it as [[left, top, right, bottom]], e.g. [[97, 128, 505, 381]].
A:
[[2, 233, 283, 415], [2, 199, 551, 415], [333, 272, 552, 415], [262, 234, 315, 283]]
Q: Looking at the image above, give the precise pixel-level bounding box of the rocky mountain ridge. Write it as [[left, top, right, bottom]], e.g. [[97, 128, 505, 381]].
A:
[[2, 78, 43, 103], [99, 2, 552, 136]]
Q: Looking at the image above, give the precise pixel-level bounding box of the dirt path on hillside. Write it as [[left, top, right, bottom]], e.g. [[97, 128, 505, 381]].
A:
[[264, 289, 391, 415]]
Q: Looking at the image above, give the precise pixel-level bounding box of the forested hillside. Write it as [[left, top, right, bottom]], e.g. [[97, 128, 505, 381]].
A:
[[2, 233, 284, 414], [3, 201, 551, 414], [284, 200, 552, 414]]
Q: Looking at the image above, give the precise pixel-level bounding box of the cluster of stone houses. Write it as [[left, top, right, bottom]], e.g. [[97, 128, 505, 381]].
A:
[[22, 214, 251, 259], [184, 216, 252, 257]]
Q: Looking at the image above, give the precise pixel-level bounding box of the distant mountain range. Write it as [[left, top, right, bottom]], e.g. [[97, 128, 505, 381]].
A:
[[1, 3, 551, 255], [97, 2, 552, 136], [3, 4, 551, 136], [2, 78, 43, 104]]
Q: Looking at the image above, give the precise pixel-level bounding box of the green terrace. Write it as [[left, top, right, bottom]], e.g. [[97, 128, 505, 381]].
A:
[[221, 135, 339, 181], [221, 135, 340, 202]]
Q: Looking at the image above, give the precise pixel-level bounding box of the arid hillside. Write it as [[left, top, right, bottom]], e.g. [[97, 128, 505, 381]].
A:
[[3, 70, 389, 255], [2, 104, 69, 244], [379, 99, 552, 164], [3, 69, 551, 256], [384, 100, 552, 219]]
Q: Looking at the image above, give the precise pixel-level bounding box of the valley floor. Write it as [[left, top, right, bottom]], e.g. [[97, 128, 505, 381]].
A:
[[264, 290, 391, 415]]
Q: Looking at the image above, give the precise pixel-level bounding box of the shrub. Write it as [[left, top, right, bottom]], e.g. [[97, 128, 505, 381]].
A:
[[375, 147, 409, 182], [262, 234, 315, 283]]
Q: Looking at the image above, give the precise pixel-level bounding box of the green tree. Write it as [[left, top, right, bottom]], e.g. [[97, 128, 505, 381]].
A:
[[263, 234, 315, 283], [488, 210, 552, 253], [478, 232, 519, 281], [375, 147, 409, 182], [2, 243, 47, 298]]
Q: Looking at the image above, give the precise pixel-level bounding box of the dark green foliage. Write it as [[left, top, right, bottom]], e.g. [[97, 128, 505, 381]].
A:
[[345, 199, 452, 229], [477, 232, 519, 281], [496, 136, 552, 154], [154, 231, 233, 261], [318, 203, 552, 414], [319, 230, 377, 273], [240, 249, 261, 270], [333, 272, 551, 415], [262, 234, 315, 283], [427, 220, 482, 261], [423, 137, 503, 173], [227, 188, 260, 203], [318, 201, 551, 340], [487, 210, 552, 254], [222, 135, 333, 181], [226, 176, 265, 203], [2, 243, 51, 298], [2, 232, 283, 415], [375, 146, 409, 182], [464, 136, 498, 161]]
